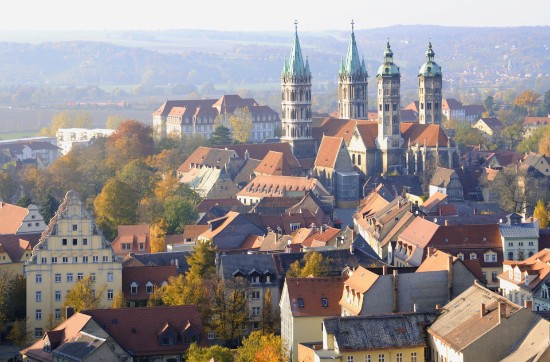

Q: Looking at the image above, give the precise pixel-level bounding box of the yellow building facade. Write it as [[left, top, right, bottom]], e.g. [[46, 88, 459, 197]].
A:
[[24, 191, 122, 339]]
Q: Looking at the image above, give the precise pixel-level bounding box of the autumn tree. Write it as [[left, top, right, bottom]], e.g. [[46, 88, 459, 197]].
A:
[[105, 115, 125, 130], [286, 251, 332, 277], [0, 271, 14, 333], [543, 90, 550, 115], [111, 289, 126, 308], [0, 171, 17, 202], [106, 120, 154, 171], [236, 332, 287, 362], [186, 343, 234, 362], [534, 199, 549, 228], [63, 275, 106, 314], [514, 90, 541, 115], [117, 159, 159, 199], [150, 219, 168, 253], [94, 178, 139, 240], [211, 278, 249, 342], [230, 107, 253, 143], [39, 111, 93, 137], [539, 126, 550, 157], [261, 289, 275, 334], [7, 319, 31, 348]]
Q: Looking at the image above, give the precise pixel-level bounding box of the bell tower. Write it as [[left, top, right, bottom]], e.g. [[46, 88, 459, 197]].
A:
[[418, 42, 443, 125], [281, 21, 316, 159], [338, 20, 368, 119]]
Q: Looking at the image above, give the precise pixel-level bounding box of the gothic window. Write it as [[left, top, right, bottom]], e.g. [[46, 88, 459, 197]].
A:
[[384, 104, 390, 112]]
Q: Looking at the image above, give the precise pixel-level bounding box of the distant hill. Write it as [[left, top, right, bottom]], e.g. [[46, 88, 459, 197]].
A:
[[0, 25, 549, 89]]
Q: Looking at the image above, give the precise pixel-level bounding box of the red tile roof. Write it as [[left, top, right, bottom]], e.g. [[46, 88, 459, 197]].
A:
[[524, 116, 550, 127], [122, 265, 179, 301], [111, 224, 150, 256], [212, 143, 301, 169], [315, 136, 345, 168], [0, 202, 28, 234], [285, 277, 345, 317], [83, 306, 206, 356], [0, 233, 39, 264], [237, 175, 327, 199], [401, 123, 451, 148], [254, 151, 297, 176], [302, 227, 341, 248], [195, 198, 243, 213]]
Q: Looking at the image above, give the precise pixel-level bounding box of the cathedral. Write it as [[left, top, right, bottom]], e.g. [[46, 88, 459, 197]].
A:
[[281, 22, 460, 181]]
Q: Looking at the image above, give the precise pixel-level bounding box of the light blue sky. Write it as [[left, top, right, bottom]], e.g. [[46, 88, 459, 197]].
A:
[[1, 0, 548, 31]]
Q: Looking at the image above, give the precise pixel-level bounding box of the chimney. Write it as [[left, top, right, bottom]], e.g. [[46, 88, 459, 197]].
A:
[[480, 303, 486, 317], [382, 265, 388, 275], [66, 306, 75, 320], [445, 220, 450, 226], [498, 302, 507, 323], [392, 270, 399, 313], [413, 303, 418, 313]]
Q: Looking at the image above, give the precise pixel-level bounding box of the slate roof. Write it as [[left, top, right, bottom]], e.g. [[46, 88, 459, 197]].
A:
[[428, 283, 522, 352], [442, 98, 463, 110], [499, 224, 539, 239], [82, 306, 206, 356], [285, 277, 345, 317], [122, 265, 178, 301], [324, 312, 437, 351], [430, 167, 456, 187], [52, 332, 107, 360], [132, 251, 191, 274], [218, 253, 278, 281], [478, 117, 503, 129], [365, 175, 423, 197], [212, 143, 301, 169], [196, 199, 245, 214]]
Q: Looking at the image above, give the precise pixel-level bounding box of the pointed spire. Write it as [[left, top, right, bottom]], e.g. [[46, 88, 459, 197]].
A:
[[384, 40, 393, 63], [339, 56, 345, 74], [283, 20, 310, 78], [341, 19, 362, 76], [426, 41, 435, 62]]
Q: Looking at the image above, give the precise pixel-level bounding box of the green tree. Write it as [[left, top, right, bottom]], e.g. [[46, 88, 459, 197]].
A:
[[483, 95, 495, 116], [0, 271, 14, 334], [517, 125, 548, 153], [163, 195, 198, 234], [534, 199, 549, 228], [117, 159, 159, 199], [286, 251, 332, 278], [39, 192, 59, 225], [186, 343, 234, 362], [543, 90, 550, 115], [186, 240, 217, 280], [106, 115, 126, 130], [94, 178, 139, 240], [16, 195, 32, 208], [210, 125, 233, 145], [452, 122, 486, 151], [7, 319, 31, 348], [229, 107, 253, 143], [63, 275, 106, 314], [0, 171, 17, 202], [236, 332, 287, 362]]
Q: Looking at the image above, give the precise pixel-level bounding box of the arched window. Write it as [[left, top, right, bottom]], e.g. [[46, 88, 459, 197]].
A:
[[130, 282, 138, 294], [146, 282, 154, 294]]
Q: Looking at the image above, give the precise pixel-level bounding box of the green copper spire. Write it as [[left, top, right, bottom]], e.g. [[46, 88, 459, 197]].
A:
[[340, 20, 364, 76], [282, 20, 310, 78], [377, 40, 400, 76], [419, 41, 442, 76]]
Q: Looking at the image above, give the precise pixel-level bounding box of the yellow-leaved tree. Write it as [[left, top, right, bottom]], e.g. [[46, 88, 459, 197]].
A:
[[229, 107, 253, 143], [534, 199, 549, 229]]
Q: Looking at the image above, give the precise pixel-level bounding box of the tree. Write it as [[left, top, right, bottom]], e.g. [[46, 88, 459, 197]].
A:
[[63, 275, 106, 314], [210, 125, 233, 145], [229, 107, 253, 143], [106, 120, 154, 171], [539, 126, 550, 157], [236, 332, 287, 362], [211, 278, 248, 342], [39, 111, 92, 137], [186, 343, 234, 362], [106, 115, 126, 130], [94, 178, 139, 240], [39, 192, 59, 225], [0, 270, 14, 334], [534, 199, 549, 228], [16, 195, 32, 208], [150, 219, 168, 253], [483, 95, 495, 116], [186, 240, 217, 280], [261, 289, 275, 334], [163, 195, 198, 234], [111, 289, 126, 308], [543, 90, 550, 115], [286, 251, 332, 277], [0, 171, 17, 202], [452, 122, 486, 152], [117, 159, 159, 199], [514, 90, 541, 115], [7, 319, 31, 348]]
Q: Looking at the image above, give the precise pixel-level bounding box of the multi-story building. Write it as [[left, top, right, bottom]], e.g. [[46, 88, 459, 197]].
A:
[[0, 137, 60, 169], [0, 202, 47, 235], [24, 191, 122, 340], [418, 43, 443, 125], [500, 212, 539, 261], [56, 128, 114, 155]]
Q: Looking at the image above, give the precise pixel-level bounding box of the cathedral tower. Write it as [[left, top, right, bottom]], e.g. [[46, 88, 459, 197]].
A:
[[376, 41, 403, 174], [418, 42, 442, 125], [338, 21, 368, 119], [281, 21, 316, 159]]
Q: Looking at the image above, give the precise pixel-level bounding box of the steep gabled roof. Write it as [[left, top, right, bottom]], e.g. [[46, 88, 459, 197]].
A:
[[254, 150, 297, 176], [122, 265, 178, 301], [401, 123, 452, 148], [430, 167, 456, 187], [315, 136, 346, 169], [0, 202, 28, 234], [212, 143, 301, 169], [285, 277, 345, 317]]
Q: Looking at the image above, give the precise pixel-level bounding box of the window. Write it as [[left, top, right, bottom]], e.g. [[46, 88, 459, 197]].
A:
[[55, 291, 61, 302], [297, 298, 304, 308], [365, 356, 371, 362], [82, 256, 88, 263], [73, 239, 77, 246], [322, 297, 328, 307], [484, 253, 497, 262], [73, 256, 78, 263], [492, 272, 498, 282], [131, 282, 138, 294], [55, 309, 61, 320], [93, 256, 98, 263], [77, 273, 83, 281], [55, 274, 61, 283], [139, 243, 144, 251], [252, 307, 260, 316], [83, 238, 88, 246], [62, 256, 68, 263], [36, 291, 42, 302], [508, 242, 513, 247], [146, 282, 154, 294], [508, 252, 514, 260], [73, 224, 78, 231], [290, 223, 300, 232], [208, 332, 215, 340], [251, 291, 260, 300], [103, 256, 109, 262], [90, 273, 96, 281], [253, 321, 260, 330], [384, 104, 390, 112], [62, 238, 67, 246], [457, 253, 464, 261], [107, 273, 114, 282], [266, 275, 271, 283], [36, 309, 42, 320], [107, 289, 114, 300], [35, 274, 42, 284], [347, 357, 354, 362], [396, 353, 402, 362], [529, 241, 534, 246], [251, 275, 260, 284], [469, 253, 477, 260], [41, 257, 47, 264], [35, 328, 43, 339], [519, 242, 524, 246], [51, 257, 57, 263], [411, 352, 417, 362], [543, 287, 549, 299], [378, 354, 385, 362], [67, 273, 73, 282]]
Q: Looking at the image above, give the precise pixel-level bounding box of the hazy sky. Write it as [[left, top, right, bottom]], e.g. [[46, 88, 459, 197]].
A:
[[1, 0, 548, 32]]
